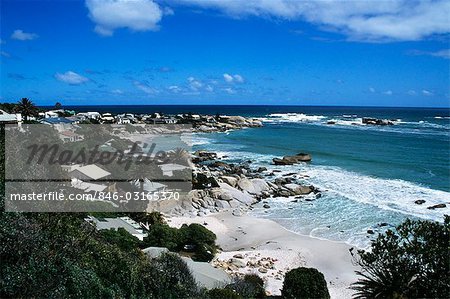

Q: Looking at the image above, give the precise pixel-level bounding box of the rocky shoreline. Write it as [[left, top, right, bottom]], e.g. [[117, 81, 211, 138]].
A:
[[169, 149, 320, 217], [193, 115, 263, 132]]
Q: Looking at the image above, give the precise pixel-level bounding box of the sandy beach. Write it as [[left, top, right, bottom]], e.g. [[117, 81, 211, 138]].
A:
[[168, 211, 359, 297]]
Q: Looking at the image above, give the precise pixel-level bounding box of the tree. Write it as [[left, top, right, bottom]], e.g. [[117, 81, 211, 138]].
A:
[[0, 212, 201, 298], [152, 252, 199, 298], [281, 267, 330, 299], [351, 216, 450, 299], [142, 223, 181, 251], [54, 102, 62, 110], [99, 228, 141, 253], [180, 223, 217, 262], [16, 98, 38, 121]]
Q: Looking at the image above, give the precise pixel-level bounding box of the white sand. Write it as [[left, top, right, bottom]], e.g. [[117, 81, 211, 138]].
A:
[[167, 212, 359, 297]]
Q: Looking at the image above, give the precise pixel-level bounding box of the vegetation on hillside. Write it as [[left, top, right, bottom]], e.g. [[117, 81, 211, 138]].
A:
[[281, 267, 330, 299], [351, 216, 450, 299]]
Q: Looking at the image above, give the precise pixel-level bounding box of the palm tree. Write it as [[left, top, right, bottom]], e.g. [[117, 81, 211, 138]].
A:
[[16, 98, 38, 121], [127, 162, 163, 192], [128, 164, 147, 192]]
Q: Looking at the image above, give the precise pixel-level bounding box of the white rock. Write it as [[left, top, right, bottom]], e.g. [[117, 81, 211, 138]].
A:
[[221, 176, 238, 187]]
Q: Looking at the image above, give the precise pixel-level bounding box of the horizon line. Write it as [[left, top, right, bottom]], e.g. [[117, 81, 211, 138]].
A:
[[34, 103, 450, 110]]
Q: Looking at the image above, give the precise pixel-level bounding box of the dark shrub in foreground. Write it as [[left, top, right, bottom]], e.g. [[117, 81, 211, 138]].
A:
[[142, 222, 217, 262], [351, 216, 449, 299], [227, 274, 266, 298], [0, 213, 200, 298], [152, 252, 199, 298], [206, 288, 242, 299], [281, 267, 330, 299]]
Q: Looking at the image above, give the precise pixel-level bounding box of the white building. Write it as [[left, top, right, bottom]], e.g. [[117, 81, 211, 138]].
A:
[[0, 110, 18, 123], [86, 216, 148, 241]]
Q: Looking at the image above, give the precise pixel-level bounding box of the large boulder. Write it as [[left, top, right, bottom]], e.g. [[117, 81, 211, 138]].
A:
[[193, 173, 220, 189], [221, 176, 238, 187], [273, 157, 295, 165], [219, 182, 256, 205], [236, 178, 270, 197], [215, 200, 231, 209], [362, 117, 394, 126], [273, 153, 312, 165], [284, 184, 314, 195], [193, 150, 217, 159], [294, 153, 312, 162], [250, 178, 271, 196]]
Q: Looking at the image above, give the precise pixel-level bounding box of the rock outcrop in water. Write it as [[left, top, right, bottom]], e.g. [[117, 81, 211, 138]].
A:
[[362, 117, 394, 126], [194, 115, 262, 132], [273, 153, 312, 165]]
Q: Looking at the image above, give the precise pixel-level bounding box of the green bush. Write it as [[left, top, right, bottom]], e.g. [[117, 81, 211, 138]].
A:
[[281, 267, 330, 299], [351, 216, 450, 299], [0, 213, 200, 298], [227, 274, 266, 298], [206, 288, 243, 299], [151, 252, 199, 298], [143, 223, 182, 251], [100, 227, 141, 253], [143, 223, 218, 262]]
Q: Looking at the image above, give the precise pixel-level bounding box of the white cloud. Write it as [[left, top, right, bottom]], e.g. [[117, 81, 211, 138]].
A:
[[429, 49, 450, 59], [233, 74, 244, 83], [223, 87, 236, 94], [383, 90, 393, 95], [134, 81, 159, 94], [86, 0, 164, 36], [55, 71, 89, 85], [1, 51, 11, 58], [430, 49, 450, 59], [409, 49, 450, 59], [187, 76, 203, 91], [11, 29, 39, 41], [422, 89, 433, 96], [174, 0, 450, 41], [369, 87, 375, 93], [168, 85, 181, 93], [223, 73, 245, 83], [111, 89, 124, 94], [223, 73, 233, 83], [205, 85, 214, 92], [408, 90, 417, 96]]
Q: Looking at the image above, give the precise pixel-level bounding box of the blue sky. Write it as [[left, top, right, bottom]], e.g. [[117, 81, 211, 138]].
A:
[[1, 0, 449, 107]]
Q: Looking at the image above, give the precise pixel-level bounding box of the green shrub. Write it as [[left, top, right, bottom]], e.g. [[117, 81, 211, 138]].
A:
[[180, 223, 217, 248], [351, 216, 450, 299], [142, 223, 181, 251], [0, 213, 200, 298], [152, 252, 199, 298], [281, 267, 330, 299], [206, 288, 243, 299], [142, 223, 218, 262], [227, 274, 266, 298], [100, 227, 141, 252]]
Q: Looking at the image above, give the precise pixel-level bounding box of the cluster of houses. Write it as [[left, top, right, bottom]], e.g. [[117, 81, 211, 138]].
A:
[[0, 107, 223, 126]]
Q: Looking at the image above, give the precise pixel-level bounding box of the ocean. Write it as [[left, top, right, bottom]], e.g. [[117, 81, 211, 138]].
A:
[[63, 105, 450, 248]]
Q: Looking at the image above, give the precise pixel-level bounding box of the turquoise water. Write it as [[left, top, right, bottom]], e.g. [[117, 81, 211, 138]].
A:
[[66, 105, 449, 247], [187, 106, 450, 248]]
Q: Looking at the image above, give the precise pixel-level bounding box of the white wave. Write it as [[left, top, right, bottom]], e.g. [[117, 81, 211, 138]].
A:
[[434, 116, 450, 119], [190, 134, 212, 146], [326, 118, 364, 126], [218, 150, 449, 223], [306, 165, 450, 222], [256, 113, 327, 123]]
